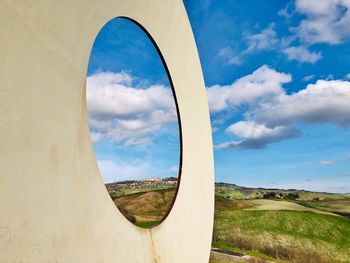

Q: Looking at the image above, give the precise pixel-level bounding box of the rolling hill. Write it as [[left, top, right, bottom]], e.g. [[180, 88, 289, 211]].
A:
[[106, 180, 350, 262]]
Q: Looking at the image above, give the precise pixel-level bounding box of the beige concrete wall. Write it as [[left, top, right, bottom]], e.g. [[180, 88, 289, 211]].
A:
[[0, 1, 214, 262]]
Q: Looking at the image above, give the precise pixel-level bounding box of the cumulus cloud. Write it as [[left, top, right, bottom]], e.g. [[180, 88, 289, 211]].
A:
[[293, 0, 350, 45], [216, 121, 299, 150], [207, 65, 291, 112], [87, 72, 177, 145], [212, 66, 350, 150], [282, 46, 322, 64], [87, 72, 175, 118], [244, 24, 279, 53], [252, 79, 350, 127], [226, 121, 295, 140]]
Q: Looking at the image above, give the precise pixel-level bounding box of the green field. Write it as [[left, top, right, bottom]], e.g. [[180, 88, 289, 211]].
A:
[[246, 199, 338, 216], [295, 198, 350, 216], [108, 183, 350, 262], [214, 199, 350, 262]]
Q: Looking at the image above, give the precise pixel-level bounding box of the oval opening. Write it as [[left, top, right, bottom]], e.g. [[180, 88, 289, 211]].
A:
[[86, 17, 182, 228]]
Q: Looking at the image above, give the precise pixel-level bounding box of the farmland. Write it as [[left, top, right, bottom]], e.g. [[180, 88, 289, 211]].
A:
[[106, 179, 350, 262], [213, 199, 350, 262]]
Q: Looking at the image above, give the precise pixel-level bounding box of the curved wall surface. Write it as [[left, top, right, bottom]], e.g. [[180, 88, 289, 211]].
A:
[[0, 0, 214, 262]]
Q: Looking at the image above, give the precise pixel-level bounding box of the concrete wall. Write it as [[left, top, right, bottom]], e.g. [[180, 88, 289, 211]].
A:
[[0, 1, 214, 262]]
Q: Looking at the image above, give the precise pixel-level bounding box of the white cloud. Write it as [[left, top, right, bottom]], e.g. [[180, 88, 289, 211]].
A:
[[215, 121, 299, 150], [87, 72, 175, 118], [244, 24, 279, 53], [345, 73, 350, 80], [253, 79, 350, 127], [226, 121, 290, 139], [211, 66, 350, 150], [278, 2, 294, 20], [282, 46, 322, 64], [207, 65, 291, 112], [87, 71, 132, 87], [280, 35, 298, 48], [218, 22, 323, 65], [217, 47, 242, 65], [87, 72, 177, 145], [293, 0, 350, 45]]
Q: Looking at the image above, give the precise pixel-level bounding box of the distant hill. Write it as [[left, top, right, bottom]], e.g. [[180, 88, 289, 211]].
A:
[[106, 178, 349, 208], [105, 179, 350, 262], [106, 177, 178, 199], [106, 179, 350, 224]]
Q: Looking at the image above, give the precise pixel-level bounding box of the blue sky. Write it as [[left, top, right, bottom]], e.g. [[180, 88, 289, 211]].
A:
[[87, 0, 350, 193]]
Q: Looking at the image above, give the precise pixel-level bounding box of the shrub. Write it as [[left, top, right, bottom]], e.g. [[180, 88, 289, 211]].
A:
[[286, 192, 300, 200], [263, 192, 276, 199]]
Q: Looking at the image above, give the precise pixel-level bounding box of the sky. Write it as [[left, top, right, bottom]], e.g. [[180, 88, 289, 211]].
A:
[[87, 0, 350, 193]]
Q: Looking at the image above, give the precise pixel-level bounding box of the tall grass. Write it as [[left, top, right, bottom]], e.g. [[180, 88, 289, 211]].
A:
[[213, 210, 350, 262]]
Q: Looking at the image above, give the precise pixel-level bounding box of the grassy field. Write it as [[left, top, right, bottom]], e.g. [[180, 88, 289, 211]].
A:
[[112, 187, 175, 227], [108, 185, 175, 199], [213, 203, 350, 262], [295, 198, 350, 215], [107, 183, 350, 262], [246, 199, 338, 216]]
